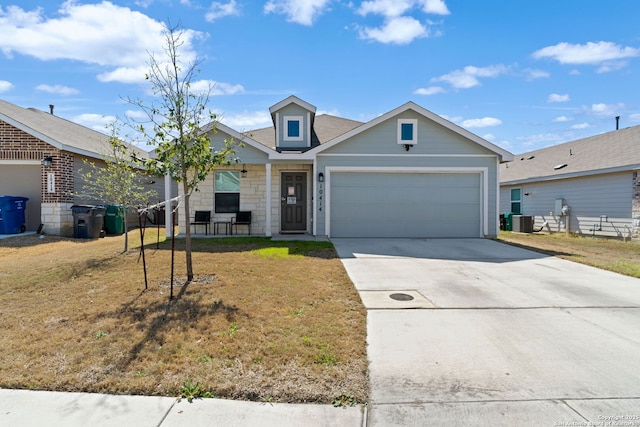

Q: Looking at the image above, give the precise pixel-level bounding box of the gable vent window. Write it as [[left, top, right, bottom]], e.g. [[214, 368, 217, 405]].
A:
[[397, 119, 418, 145], [284, 116, 303, 141]]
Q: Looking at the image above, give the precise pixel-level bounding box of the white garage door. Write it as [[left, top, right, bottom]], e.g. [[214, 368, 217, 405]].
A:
[[329, 172, 482, 238]]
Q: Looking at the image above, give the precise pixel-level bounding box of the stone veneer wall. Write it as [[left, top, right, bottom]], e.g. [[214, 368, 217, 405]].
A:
[[1, 120, 75, 235], [183, 164, 312, 236], [183, 164, 268, 235], [633, 171, 640, 238]]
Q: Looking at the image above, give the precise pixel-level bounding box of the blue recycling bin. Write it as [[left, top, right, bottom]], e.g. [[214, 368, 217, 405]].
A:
[[0, 196, 29, 234]]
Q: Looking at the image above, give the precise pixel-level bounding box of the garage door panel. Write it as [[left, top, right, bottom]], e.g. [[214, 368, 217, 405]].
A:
[[330, 172, 481, 238]]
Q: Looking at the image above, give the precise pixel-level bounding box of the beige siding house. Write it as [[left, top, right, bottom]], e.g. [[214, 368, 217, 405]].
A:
[[181, 96, 513, 238], [499, 125, 640, 239]]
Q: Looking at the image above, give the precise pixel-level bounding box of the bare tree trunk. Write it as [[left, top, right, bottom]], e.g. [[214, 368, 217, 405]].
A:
[[183, 181, 193, 282]]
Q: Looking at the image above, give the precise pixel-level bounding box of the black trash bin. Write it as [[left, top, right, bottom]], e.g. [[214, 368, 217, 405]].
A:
[[0, 196, 29, 234], [71, 205, 106, 239]]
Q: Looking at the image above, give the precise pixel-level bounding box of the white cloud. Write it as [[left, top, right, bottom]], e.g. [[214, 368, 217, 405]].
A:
[[357, 0, 449, 17], [420, 0, 449, 15], [359, 16, 428, 45], [414, 86, 445, 95], [0, 2, 203, 84], [72, 113, 116, 133], [219, 110, 271, 129], [571, 122, 591, 130], [461, 117, 502, 128], [264, 0, 331, 26], [552, 116, 571, 122], [357, 0, 413, 17], [433, 64, 508, 89], [524, 68, 549, 80], [97, 66, 150, 84], [532, 41, 640, 68], [205, 0, 240, 22], [189, 80, 245, 95], [547, 93, 569, 103], [483, 133, 495, 141], [125, 110, 148, 121], [629, 113, 640, 123], [586, 102, 625, 117], [0, 80, 13, 92], [35, 84, 79, 96]]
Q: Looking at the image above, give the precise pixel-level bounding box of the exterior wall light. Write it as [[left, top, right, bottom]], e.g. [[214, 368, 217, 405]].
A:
[[241, 165, 248, 178], [42, 156, 53, 167], [403, 144, 413, 151], [318, 172, 324, 182]]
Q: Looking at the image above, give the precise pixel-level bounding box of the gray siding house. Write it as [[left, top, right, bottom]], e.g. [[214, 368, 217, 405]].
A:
[[0, 99, 165, 236], [499, 125, 640, 239], [184, 96, 513, 238]]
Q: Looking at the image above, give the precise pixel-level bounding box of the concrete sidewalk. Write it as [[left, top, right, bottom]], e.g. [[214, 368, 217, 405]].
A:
[[0, 389, 365, 427]]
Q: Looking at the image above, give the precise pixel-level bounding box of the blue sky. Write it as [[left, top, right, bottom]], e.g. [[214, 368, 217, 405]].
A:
[[1, 0, 640, 154]]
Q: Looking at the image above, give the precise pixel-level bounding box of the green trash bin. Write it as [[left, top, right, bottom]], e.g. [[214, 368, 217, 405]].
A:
[[504, 212, 513, 231], [104, 205, 125, 235]]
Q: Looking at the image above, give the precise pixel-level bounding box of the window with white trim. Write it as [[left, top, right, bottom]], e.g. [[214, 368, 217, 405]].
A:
[[510, 188, 522, 214], [214, 171, 240, 213], [284, 116, 303, 141], [397, 119, 418, 145]]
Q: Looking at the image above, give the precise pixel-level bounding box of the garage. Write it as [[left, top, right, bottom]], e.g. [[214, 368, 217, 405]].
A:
[[328, 171, 482, 238], [0, 163, 41, 231]]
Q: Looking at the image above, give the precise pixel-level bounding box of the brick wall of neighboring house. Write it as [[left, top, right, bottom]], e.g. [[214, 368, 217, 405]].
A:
[[0, 120, 76, 235], [633, 171, 640, 238]]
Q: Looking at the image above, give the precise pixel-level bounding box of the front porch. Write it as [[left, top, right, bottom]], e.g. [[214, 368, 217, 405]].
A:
[[177, 163, 317, 238]]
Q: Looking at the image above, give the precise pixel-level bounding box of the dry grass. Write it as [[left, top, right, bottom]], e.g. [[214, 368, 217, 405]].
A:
[[498, 231, 640, 278], [0, 231, 368, 404]]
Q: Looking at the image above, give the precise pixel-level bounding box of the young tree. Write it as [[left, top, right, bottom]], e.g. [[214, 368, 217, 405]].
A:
[[79, 122, 158, 252], [128, 23, 236, 282]]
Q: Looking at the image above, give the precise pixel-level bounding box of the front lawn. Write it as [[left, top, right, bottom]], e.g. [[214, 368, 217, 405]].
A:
[[498, 231, 640, 278], [0, 232, 368, 405]]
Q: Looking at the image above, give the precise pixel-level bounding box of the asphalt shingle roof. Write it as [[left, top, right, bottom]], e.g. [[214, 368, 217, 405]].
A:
[[0, 99, 150, 159], [500, 125, 640, 184], [245, 114, 364, 150]]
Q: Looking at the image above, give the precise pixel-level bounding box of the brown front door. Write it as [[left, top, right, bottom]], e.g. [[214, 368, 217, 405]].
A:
[[281, 172, 307, 232]]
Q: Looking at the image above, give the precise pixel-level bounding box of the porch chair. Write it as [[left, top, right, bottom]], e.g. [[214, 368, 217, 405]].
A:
[[190, 210, 211, 235], [231, 211, 252, 235]]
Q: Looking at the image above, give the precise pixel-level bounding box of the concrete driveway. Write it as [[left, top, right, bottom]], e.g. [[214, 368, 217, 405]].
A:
[[332, 238, 640, 426]]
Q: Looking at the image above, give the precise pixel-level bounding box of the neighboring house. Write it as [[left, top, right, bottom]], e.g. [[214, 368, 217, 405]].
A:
[[499, 125, 640, 239], [0, 99, 165, 236], [183, 96, 513, 238]]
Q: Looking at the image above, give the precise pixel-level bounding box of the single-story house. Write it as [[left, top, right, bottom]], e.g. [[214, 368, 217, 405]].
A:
[[180, 96, 513, 238], [499, 124, 640, 239], [0, 99, 167, 236]]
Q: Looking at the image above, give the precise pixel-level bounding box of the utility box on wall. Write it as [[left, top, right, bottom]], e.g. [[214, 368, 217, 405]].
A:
[[555, 198, 565, 216]]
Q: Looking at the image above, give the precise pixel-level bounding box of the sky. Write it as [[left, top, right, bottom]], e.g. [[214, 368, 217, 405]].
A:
[[1, 0, 640, 154]]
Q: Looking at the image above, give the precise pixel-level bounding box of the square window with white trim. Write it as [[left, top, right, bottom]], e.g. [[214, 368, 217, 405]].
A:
[[284, 116, 303, 141], [397, 119, 418, 145]]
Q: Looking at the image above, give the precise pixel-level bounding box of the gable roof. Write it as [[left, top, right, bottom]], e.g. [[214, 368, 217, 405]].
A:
[[268, 95, 317, 115], [500, 125, 640, 185], [247, 114, 363, 150], [0, 99, 150, 159], [312, 101, 514, 162]]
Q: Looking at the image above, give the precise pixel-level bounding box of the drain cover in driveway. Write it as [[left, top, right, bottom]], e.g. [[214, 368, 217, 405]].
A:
[[359, 290, 435, 309], [390, 293, 414, 301]]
